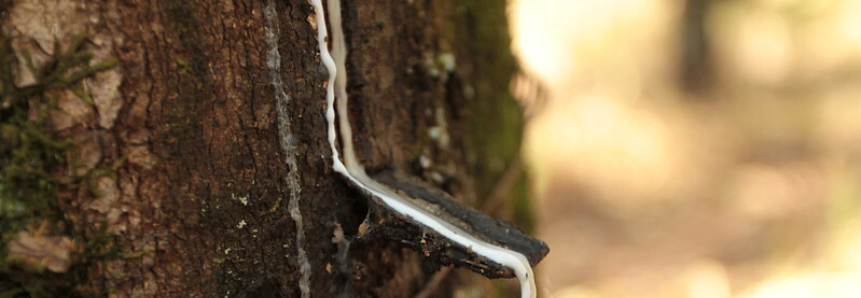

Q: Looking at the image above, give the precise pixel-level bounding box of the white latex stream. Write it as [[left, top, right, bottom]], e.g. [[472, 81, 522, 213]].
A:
[[309, 1, 536, 297]]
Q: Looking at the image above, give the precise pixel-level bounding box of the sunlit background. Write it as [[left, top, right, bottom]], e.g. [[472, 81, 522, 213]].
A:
[[508, 0, 861, 297]]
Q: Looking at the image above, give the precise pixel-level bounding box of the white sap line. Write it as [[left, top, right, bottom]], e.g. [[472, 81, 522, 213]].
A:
[[265, 1, 311, 297], [309, 1, 536, 297]]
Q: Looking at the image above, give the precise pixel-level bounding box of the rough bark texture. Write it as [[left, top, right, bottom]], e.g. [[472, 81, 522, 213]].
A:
[[0, 0, 526, 297]]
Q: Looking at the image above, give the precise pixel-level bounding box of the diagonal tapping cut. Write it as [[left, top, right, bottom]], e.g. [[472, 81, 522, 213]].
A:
[[308, 1, 548, 297]]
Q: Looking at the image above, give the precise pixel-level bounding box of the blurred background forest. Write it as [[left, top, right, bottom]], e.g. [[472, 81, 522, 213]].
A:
[[509, 0, 861, 297]]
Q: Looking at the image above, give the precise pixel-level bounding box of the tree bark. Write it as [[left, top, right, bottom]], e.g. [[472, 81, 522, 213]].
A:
[[0, 0, 528, 297]]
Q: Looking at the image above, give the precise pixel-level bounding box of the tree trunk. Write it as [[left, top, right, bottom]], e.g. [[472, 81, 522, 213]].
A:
[[1, 0, 531, 297], [679, 0, 714, 95]]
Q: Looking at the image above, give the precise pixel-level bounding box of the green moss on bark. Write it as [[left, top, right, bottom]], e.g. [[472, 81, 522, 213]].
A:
[[0, 31, 119, 298], [453, 0, 535, 232]]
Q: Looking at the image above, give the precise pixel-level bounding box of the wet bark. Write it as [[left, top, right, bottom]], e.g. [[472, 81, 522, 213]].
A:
[[0, 0, 527, 297]]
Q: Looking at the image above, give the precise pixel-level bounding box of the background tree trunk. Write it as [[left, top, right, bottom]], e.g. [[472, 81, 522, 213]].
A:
[[0, 0, 527, 297], [679, 0, 714, 95]]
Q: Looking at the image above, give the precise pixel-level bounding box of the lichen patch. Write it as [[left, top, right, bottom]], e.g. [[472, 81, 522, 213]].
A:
[[5, 231, 76, 273], [89, 69, 123, 129]]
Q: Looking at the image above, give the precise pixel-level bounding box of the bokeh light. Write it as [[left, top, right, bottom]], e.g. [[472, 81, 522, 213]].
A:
[[510, 0, 861, 297]]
